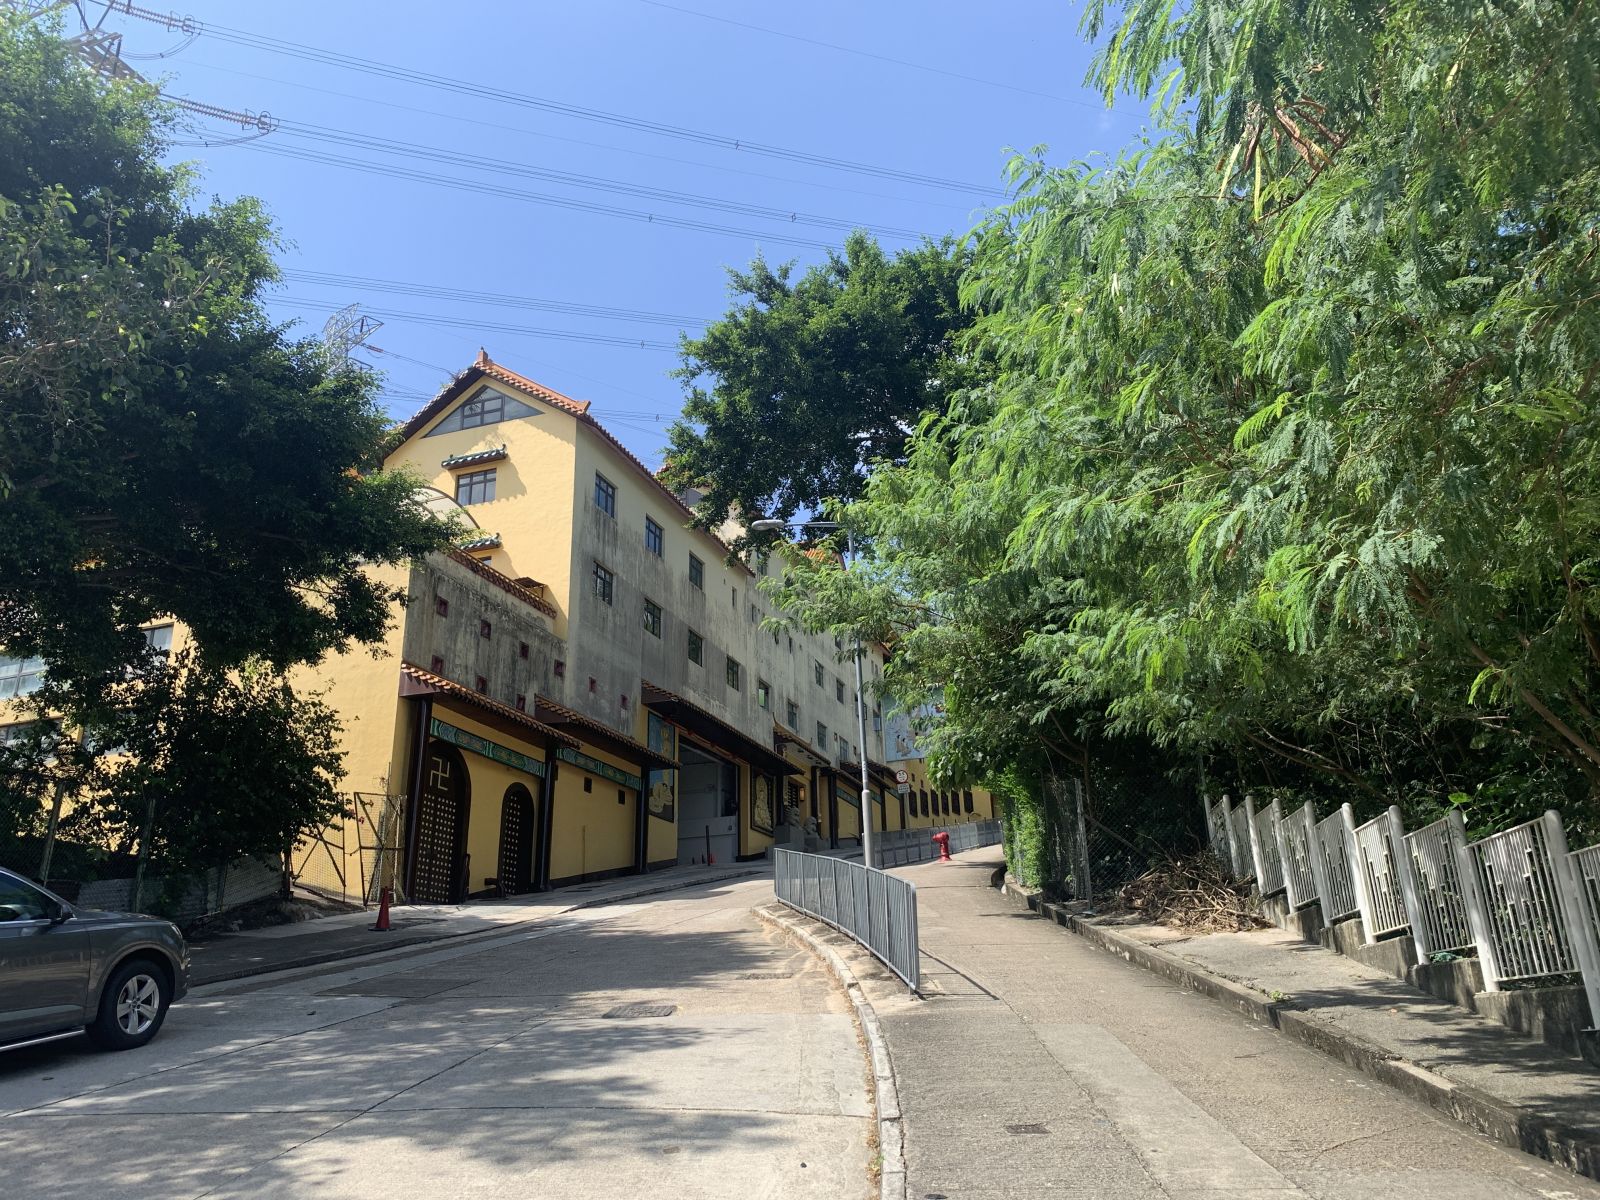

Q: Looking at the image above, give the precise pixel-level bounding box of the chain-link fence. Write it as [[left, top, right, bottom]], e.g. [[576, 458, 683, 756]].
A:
[[1001, 751, 1206, 903]]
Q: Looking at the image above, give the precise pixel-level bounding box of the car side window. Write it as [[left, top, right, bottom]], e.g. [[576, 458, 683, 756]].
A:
[[0, 876, 50, 921]]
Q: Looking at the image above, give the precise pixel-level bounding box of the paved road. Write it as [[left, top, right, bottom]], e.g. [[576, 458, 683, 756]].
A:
[[868, 850, 1600, 1200], [0, 877, 871, 1200]]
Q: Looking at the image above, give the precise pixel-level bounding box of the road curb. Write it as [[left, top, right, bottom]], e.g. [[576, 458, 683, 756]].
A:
[[1007, 887, 1600, 1183], [755, 902, 908, 1200], [194, 868, 762, 987]]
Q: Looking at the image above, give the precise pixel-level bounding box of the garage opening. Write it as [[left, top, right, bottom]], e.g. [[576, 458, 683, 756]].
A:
[[677, 743, 738, 865]]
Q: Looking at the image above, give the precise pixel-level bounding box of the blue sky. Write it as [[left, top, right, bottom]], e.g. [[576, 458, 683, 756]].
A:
[[94, 0, 1146, 467]]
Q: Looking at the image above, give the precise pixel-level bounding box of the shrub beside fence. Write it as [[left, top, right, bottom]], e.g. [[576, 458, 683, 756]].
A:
[[1203, 793, 1600, 1026]]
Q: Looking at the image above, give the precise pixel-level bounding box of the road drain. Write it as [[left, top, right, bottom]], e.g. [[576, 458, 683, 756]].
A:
[[602, 1003, 677, 1018], [1004, 1123, 1049, 1135]]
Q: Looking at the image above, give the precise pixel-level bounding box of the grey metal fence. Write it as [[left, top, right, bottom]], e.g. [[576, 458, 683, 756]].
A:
[[873, 819, 1002, 868], [1204, 795, 1600, 1025], [773, 847, 921, 991]]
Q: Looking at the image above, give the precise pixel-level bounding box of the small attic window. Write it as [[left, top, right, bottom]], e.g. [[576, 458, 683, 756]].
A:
[[423, 386, 542, 438]]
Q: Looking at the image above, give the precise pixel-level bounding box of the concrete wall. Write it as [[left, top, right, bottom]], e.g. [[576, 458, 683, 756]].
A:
[[400, 556, 564, 713]]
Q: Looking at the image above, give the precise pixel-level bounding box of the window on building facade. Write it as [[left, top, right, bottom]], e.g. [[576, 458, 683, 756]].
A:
[[689, 554, 704, 588], [593, 562, 614, 605], [756, 679, 770, 709], [455, 468, 496, 506], [519, 641, 530, 660], [515, 694, 527, 711], [645, 515, 663, 556], [964, 790, 974, 813], [748, 603, 759, 625], [687, 629, 704, 665], [594, 472, 617, 517], [430, 654, 445, 674], [144, 625, 174, 658], [835, 678, 844, 703], [731, 586, 737, 609], [814, 661, 824, 687], [726, 655, 741, 690], [643, 598, 662, 637], [0, 655, 45, 700], [479, 618, 492, 639], [475, 675, 489, 694], [460, 390, 504, 428], [817, 721, 828, 750], [837, 734, 847, 760], [786, 700, 799, 728], [435, 595, 449, 617]]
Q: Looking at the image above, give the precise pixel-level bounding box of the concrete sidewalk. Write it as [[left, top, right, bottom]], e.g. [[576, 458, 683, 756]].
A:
[[1035, 890, 1600, 1179], [792, 846, 1600, 1199], [188, 861, 764, 985]]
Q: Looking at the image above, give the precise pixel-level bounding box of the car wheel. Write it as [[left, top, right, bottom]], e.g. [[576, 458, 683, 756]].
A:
[[86, 958, 170, 1051]]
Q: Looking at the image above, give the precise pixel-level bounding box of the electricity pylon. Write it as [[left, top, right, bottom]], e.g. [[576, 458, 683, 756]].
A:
[[4, 1, 275, 138]]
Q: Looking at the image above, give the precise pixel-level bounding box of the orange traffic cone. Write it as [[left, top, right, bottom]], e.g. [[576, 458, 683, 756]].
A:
[[371, 886, 393, 931]]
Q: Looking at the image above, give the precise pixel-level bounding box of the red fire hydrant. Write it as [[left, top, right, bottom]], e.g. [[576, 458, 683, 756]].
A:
[[932, 831, 952, 862]]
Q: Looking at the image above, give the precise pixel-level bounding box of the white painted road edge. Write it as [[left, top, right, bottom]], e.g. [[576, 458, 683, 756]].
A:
[[756, 902, 909, 1200]]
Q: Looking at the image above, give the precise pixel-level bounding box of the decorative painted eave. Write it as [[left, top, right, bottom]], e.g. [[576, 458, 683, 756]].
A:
[[441, 445, 507, 470], [457, 532, 503, 553]]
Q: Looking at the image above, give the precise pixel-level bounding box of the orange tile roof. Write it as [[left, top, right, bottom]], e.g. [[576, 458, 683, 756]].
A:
[[399, 662, 580, 749], [442, 546, 558, 618], [393, 352, 751, 577]]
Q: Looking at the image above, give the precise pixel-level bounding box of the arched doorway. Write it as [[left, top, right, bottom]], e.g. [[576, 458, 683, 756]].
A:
[[413, 740, 470, 903], [497, 783, 537, 896]]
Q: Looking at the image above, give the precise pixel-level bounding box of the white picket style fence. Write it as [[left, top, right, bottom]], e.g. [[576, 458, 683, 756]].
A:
[[1204, 794, 1600, 1025]]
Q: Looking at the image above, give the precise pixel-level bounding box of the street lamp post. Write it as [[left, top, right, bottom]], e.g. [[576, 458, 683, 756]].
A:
[[750, 518, 875, 870]]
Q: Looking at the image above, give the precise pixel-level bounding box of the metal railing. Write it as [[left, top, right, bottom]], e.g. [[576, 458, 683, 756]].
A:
[[873, 819, 1002, 868], [1465, 816, 1577, 985], [773, 847, 921, 991], [1248, 796, 1287, 896], [1404, 815, 1474, 955], [1311, 806, 1360, 921], [1225, 799, 1254, 879], [1203, 793, 1600, 1025], [1353, 812, 1410, 940], [1275, 801, 1319, 911]]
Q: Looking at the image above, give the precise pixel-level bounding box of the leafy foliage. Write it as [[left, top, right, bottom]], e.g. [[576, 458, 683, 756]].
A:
[[663, 233, 974, 536], [0, 18, 448, 883], [773, 0, 1600, 841]]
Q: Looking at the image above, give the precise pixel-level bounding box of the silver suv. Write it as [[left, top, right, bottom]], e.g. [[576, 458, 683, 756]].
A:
[[0, 866, 190, 1052]]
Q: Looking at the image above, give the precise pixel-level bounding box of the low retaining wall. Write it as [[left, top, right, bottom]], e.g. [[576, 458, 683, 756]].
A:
[[1257, 886, 1598, 1066]]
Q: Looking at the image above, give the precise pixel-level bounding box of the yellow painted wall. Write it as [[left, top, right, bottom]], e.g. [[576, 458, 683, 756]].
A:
[[549, 741, 641, 883], [425, 704, 549, 896], [386, 381, 581, 632]]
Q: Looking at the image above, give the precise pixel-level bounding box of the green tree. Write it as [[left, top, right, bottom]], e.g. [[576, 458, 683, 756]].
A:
[[772, 0, 1600, 851], [663, 232, 975, 535], [0, 17, 448, 883]]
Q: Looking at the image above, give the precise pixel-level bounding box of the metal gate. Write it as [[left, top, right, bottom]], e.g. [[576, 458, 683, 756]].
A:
[[497, 784, 535, 896], [413, 741, 469, 903]]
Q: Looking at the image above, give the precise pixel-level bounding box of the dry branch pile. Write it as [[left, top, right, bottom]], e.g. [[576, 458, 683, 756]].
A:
[[1117, 853, 1268, 933]]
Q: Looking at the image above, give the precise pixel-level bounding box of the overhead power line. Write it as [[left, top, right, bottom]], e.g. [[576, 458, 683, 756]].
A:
[[276, 296, 682, 350], [105, 6, 1007, 198], [243, 140, 843, 250], [266, 118, 924, 241], [632, 0, 1103, 108], [170, 55, 974, 212], [281, 270, 708, 327]]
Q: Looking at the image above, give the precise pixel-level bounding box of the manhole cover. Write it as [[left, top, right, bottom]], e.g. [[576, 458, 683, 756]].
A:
[[1004, 1123, 1049, 1135], [602, 1003, 677, 1018]]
